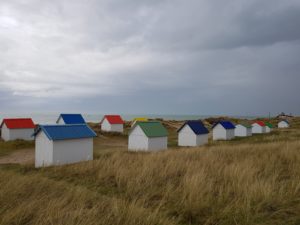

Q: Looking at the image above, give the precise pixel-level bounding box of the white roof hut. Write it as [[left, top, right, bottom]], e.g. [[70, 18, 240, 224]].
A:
[[212, 121, 235, 141], [128, 121, 168, 151], [33, 124, 96, 168], [234, 122, 252, 137], [0, 118, 35, 141], [177, 121, 209, 147], [278, 120, 290, 128], [100, 115, 124, 133]]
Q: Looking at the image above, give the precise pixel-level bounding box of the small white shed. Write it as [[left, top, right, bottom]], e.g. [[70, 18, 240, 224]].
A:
[[252, 121, 266, 134], [278, 120, 289, 128], [0, 118, 35, 141], [56, 114, 86, 125], [212, 121, 235, 141], [235, 123, 252, 137], [265, 122, 273, 133], [128, 121, 168, 151], [100, 115, 124, 133], [33, 124, 97, 168], [177, 120, 209, 147]]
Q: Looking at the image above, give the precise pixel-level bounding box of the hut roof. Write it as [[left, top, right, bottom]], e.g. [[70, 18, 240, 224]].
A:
[[57, 114, 86, 124], [131, 121, 168, 137], [178, 120, 209, 135], [34, 124, 96, 141], [1, 118, 35, 129], [212, 121, 235, 130], [102, 115, 124, 124]]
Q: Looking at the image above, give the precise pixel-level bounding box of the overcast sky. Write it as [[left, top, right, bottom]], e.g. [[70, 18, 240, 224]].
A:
[[0, 0, 300, 116]]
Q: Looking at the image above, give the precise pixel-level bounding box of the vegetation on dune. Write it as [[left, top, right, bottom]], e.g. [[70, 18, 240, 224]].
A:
[[0, 140, 34, 157], [0, 117, 299, 225]]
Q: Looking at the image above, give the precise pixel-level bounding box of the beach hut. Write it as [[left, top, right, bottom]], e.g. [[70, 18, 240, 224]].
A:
[[212, 121, 235, 140], [177, 120, 209, 146], [128, 121, 168, 151], [252, 121, 266, 134], [33, 124, 96, 168], [56, 114, 86, 124], [0, 118, 35, 141], [278, 120, 290, 128], [235, 122, 252, 137], [265, 122, 273, 133], [100, 115, 124, 133], [131, 117, 148, 127]]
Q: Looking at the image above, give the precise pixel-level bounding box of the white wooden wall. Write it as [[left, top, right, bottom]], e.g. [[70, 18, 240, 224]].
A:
[[148, 137, 168, 151], [35, 131, 93, 168], [128, 125, 167, 151], [252, 124, 265, 134], [35, 131, 54, 168], [1, 124, 34, 141], [178, 125, 197, 146], [128, 125, 149, 151], [213, 124, 235, 140], [178, 125, 208, 146], [235, 125, 252, 137], [278, 121, 289, 128], [53, 138, 93, 165], [1, 124, 10, 141], [213, 124, 227, 140]]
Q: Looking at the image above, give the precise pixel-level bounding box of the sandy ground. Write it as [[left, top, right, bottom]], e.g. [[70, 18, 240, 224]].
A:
[[0, 148, 34, 165]]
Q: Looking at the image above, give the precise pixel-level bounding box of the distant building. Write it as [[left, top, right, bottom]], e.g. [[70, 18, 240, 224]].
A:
[[212, 121, 235, 140], [34, 124, 96, 168], [278, 120, 290, 128], [100, 115, 124, 133], [177, 120, 209, 146], [276, 112, 293, 120], [265, 122, 273, 133], [252, 121, 266, 134], [235, 122, 252, 137], [0, 118, 35, 141], [56, 114, 86, 124], [128, 121, 168, 151]]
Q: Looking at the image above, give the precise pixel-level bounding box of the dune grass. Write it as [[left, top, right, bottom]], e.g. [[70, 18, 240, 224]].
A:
[[0, 140, 34, 157], [0, 118, 300, 225]]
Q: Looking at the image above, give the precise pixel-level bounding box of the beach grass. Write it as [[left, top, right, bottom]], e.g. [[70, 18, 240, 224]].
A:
[[0, 118, 299, 225]]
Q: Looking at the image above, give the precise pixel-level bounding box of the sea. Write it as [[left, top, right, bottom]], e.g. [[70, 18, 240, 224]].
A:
[[0, 113, 258, 124]]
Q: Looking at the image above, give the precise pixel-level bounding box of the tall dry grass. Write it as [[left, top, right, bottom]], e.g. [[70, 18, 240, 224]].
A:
[[1, 138, 300, 225]]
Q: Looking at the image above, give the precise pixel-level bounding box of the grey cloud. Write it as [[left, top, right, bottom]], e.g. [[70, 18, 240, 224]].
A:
[[0, 0, 300, 115]]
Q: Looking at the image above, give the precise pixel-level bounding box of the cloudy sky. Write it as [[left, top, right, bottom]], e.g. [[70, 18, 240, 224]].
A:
[[0, 0, 300, 116]]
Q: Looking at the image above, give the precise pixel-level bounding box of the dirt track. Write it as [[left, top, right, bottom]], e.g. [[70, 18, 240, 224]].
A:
[[0, 148, 34, 165]]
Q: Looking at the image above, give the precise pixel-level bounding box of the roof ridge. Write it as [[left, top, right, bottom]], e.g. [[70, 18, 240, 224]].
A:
[[41, 124, 87, 127]]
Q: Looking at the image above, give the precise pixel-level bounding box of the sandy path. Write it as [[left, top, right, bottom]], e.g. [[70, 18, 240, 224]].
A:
[[0, 148, 34, 165]]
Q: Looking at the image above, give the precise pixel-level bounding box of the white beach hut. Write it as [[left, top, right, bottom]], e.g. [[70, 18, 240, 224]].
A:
[[33, 124, 96, 168], [234, 123, 252, 137], [0, 118, 35, 141], [177, 120, 209, 147], [212, 121, 235, 141], [278, 120, 290, 128], [265, 122, 273, 133], [252, 121, 266, 134], [128, 121, 168, 151], [100, 115, 124, 133]]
